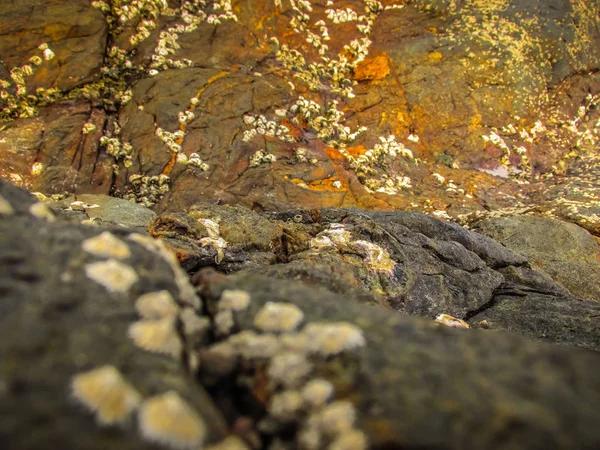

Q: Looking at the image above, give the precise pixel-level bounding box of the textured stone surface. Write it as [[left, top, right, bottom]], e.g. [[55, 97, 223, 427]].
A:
[[1, 0, 598, 228], [147, 202, 600, 351], [0, 181, 226, 449], [474, 216, 600, 302], [2, 179, 600, 450], [197, 269, 600, 450]]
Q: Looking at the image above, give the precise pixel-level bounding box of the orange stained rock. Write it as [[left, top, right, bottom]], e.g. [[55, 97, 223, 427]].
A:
[[323, 146, 346, 161], [289, 176, 346, 192], [354, 54, 391, 81], [162, 71, 231, 176], [343, 145, 368, 158], [281, 118, 302, 140], [468, 113, 483, 132]]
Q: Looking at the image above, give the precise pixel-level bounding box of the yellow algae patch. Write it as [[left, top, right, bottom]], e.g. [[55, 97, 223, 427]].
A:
[[353, 54, 391, 81], [138, 391, 206, 449], [427, 51, 443, 63], [71, 365, 142, 425], [468, 113, 483, 132], [135, 290, 180, 319], [85, 259, 139, 293], [128, 317, 182, 358], [82, 232, 131, 260]]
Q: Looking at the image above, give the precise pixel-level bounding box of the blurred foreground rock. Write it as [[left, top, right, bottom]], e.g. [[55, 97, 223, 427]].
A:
[[2, 179, 600, 450]]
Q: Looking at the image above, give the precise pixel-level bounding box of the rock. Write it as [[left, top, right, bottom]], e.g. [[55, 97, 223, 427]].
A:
[[69, 194, 157, 230], [151, 203, 600, 351], [0, 180, 227, 449], [194, 269, 600, 450], [1, 0, 598, 222], [474, 216, 600, 302], [3, 178, 600, 450]]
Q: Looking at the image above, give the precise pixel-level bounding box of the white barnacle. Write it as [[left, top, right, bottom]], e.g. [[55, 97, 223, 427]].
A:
[[205, 436, 251, 450], [302, 322, 365, 356], [218, 289, 251, 312], [138, 391, 206, 449], [329, 429, 368, 450], [254, 302, 304, 333], [228, 331, 279, 359], [214, 309, 235, 337], [135, 290, 180, 319], [82, 232, 131, 260], [435, 314, 470, 329], [301, 379, 334, 408], [268, 390, 304, 423], [268, 352, 312, 388], [85, 259, 138, 293], [318, 400, 357, 436], [29, 201, 56, 222], [71, 365, 142, 425], [128, 317, 182, 357], [0, 195, 14, 215]]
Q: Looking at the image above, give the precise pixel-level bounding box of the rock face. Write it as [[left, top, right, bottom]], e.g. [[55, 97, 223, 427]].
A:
[[149, 202, 600, 352], [1, 0, 599, 230], [2, 178, 600, 450], [0, 180, 227, 449], [474, 216, 600, 303]]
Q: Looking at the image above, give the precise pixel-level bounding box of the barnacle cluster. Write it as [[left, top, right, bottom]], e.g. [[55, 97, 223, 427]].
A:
[[125, 173, 171, 207], [249, 149, 277, 167], [310, 222, 397, 274], [0, 43, 60, 121], [242, 114, 296, 143], [197, 293, 369, 450], [274, 0, 386, 98], [99, 119, 134, 170]]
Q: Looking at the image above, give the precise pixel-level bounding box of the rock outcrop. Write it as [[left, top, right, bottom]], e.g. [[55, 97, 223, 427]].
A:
[[2, 178, 600, 449]]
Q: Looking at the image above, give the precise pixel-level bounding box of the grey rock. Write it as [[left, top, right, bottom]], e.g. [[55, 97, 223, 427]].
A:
[[474, 216, 600, 302], [196, 269, 600, 450], [72, 194, 157, 229], [0, 180, 226, 449]]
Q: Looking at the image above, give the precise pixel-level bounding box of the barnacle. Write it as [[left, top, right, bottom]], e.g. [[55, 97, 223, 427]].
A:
[[71, 365, 142, 426], [301, 379, 334, 408], [254, 302, 305, 333], [435, 314, 470, 329], [82, 232, 131, 260], [128, 317, 183, 357], [85, 259, 139, 293], [135, 290, 180, 319], [302, 322, 366, 356], [138, 391, 207, 449], [218, 289, 251, 312]]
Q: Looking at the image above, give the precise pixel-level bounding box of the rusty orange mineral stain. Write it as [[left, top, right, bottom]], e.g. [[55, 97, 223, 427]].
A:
[[353, 54, 391, 81], [162, 71, 231, 176], [290, 176, 346, 192]]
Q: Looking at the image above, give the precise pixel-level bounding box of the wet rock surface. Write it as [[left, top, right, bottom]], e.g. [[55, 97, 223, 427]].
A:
[[0, 0, 598, 230], [2, 178, 600, 450]]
